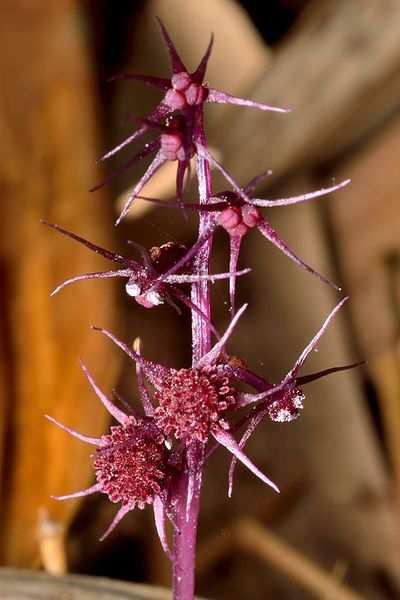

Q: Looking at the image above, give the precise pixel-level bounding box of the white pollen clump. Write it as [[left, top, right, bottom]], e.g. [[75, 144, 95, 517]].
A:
[[145, 291, 164, 306], [293, 391, 305, 410], [274, 409, 293, 423], [125, 281, 141, 297]]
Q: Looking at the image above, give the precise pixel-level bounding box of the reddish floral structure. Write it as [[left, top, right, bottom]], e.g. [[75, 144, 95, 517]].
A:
[[46, 362, 172, 552], [42, 220, 249, 318], [94, 19, 289, 225], [46, 19, 357, 600]]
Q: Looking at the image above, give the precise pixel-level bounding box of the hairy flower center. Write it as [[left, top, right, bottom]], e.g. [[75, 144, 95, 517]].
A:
[[154, 366, 236, 443], [94, 417, 167, 508]]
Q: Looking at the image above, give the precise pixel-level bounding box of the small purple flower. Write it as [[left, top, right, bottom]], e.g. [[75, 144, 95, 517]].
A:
[[94, 19, 289, 224], [91, 298, 361, 504], [138, 171, 350, 313], [46, 362, 173, 554], [93, 304, 280, 495], [43, 16, 360, 598], [42, 221, 249, 320], [226, 297, 363, 495]]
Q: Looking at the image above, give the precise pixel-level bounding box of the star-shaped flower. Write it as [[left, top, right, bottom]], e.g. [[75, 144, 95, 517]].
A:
[[93, 19, 289, 224], [42, 221, 249, 330], [92, 304, 280, 500], [137, 169, 350, 313], [224, 297, 363, 495], [46, 360, 173, 555]]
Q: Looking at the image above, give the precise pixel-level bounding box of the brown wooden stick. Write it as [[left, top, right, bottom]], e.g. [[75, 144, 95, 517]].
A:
[[222, 0, 400, 184], [233, 517, 363, 600], [370, 347, 400, 516]]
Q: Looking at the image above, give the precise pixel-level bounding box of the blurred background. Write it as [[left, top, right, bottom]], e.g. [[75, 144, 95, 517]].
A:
[[1, 0, 400, 598]]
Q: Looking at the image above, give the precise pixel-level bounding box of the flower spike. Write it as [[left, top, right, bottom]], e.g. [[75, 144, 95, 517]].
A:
[[157, 18, 187, 74], [92, 326, 170, 389], [206, 89, 290, 113], [196, 303, 247, 368], [44, 221, 235, 327], [192, 34, 214, 84], [91, 19, 291, 217], [45, 415, 101, 446], [213, 429, 279, 493], [45, 19, 360, 596], [283, 296, 349, 384], [52, 483, 102, 502], [47, 365, 173, 544], [116, 150, 167, 224], [80, 360, 129, 425], [99, 504, 132, 542]]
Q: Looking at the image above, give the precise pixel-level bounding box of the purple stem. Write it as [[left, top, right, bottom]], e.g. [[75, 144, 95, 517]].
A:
[[172, 443, 204, 600], [172, 107, 213, 600]]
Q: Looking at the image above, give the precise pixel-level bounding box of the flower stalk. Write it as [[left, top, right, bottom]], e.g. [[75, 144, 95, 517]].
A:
[[44, 20, 358, 600]]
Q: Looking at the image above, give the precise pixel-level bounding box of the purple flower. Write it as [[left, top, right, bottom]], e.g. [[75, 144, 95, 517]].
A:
[[92, 304, 280, 496], [46, 361, 173, 555], [42, 221, 249, 322], [138, 170, 350, 313], [93, 19, 289, 224], [89, 298, 361, 505], [226, 297, 363, 496]]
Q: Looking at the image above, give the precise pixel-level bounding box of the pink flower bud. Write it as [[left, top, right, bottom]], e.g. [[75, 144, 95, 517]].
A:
[[160, 132, 183, 161], [242, 205, 262, 228], [171, 71, 191, 91], [164, 88, 187, 110], [218, 207, 242, 230], [185, 83, 208, 106]]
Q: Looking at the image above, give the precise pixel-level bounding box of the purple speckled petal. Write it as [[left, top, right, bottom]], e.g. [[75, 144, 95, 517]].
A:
[[243, 169, 273, 195], [41, 221, 134, 267], [52, 483, 101, 501], [91, 139, 160, 194], [229, 366, 273, 391], [100, 124, 148, 162], [176, 160, 189, 200], [257, 219, 341, 291], [296, 361, 364, 386], [196, 303, 247, 368], [228, 408, 267, 497], [100, 104, 170, 161], [228, 236, 242, 316], [153, 495, 172, 559], [92, 327, 170, 389], [207, 89, 290, 113], [80, 361, 129, 425], [111, 389, 138, 416], [157, 18, 187, 74], [45, 415, 101, 446], [236, 381, 287, 408], [51, 269, 132, 297], [99, 503, 133, 541], [186, 441, 205, 522], [191, 35, 214, 83], [213, 428, 279, 494], [164, 267, 250, 284], [284, 297, 349, 382], [133, 338, 154, 417], [136, 195, 226, 213], [249, 179, 351, 208], [116, 150, 167, 225]]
